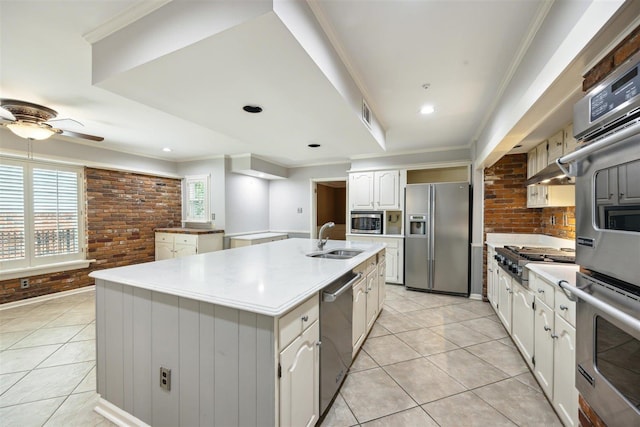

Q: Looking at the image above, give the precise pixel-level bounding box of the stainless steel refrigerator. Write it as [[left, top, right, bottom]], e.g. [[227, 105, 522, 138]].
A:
[[405, 182, 470, 295]]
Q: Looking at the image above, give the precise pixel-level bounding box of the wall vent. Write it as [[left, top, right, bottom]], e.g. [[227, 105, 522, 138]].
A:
[[361, 99, 372, 128]]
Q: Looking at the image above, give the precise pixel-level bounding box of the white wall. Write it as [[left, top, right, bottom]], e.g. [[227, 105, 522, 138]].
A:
[[225, 168, 270, 235], [269, 163, 350, 234], [176, 157, 226, 229]]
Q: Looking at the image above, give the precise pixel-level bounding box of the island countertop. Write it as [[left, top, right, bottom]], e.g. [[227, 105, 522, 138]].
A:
[[90, 238, 384, 316]]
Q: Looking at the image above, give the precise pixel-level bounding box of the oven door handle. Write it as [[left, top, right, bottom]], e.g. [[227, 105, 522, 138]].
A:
[[556, 122, 640, 176], [558, 280, 640, 332]]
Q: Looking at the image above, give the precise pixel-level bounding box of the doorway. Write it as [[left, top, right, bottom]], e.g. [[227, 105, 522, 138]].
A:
[[311, 179, 347, 240]]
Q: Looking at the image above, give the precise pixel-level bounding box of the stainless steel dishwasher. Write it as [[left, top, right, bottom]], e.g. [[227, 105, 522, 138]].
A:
[[320, 271, 362, 416]]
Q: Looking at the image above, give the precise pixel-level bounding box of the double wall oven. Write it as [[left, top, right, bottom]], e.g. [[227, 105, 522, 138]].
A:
[[558, 50, 640, 427]]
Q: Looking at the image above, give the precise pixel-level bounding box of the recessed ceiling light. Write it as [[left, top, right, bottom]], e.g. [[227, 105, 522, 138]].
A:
[[162, 147, 172, 152], [514, 144, 523, 148], [243, 105, 263, 113], [308, 143, 321, 148], [421, 83, 431, 90], [420, 105, 435, 115]]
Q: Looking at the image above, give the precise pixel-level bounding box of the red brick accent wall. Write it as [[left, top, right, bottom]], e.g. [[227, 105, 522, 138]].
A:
[[541, 206, 576, 240], [0, 168, 182, 304]]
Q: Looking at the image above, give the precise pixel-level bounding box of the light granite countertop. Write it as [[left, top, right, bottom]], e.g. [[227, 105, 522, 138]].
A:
[[526, 263, 580, 288], [90, 238, 384, 316]]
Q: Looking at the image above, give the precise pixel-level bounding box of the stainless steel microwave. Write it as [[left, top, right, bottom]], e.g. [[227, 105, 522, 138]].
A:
[[350, 211, 383, 234]]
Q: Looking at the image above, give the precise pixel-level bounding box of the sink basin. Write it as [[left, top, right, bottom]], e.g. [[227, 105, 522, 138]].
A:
[[307, 249, 363, 260]]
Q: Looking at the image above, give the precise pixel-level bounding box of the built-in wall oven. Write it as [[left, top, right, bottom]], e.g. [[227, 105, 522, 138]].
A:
[[558, 49, 640, 427], [350, 211, 383, 234]]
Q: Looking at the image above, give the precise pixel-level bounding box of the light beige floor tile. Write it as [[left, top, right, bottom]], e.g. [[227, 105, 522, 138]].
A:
[[374, 311, 422, 334], [73, 365, 97, 394], [0, 317, 51, 333], [340, 368, 415, 423], [395, 328, 459, 356], [458, 317, 508, 339], [320, 393, 358, 427], [45, 312, 94, 328], [0, 330, 30, 351], [498, 337, 516, 348], [10, 325, 84, 349], [362, 406, 438, 427], [439, 304, 485, 322], [422, 391, 516, 426], [44, 391, 116, 427], [427, 349, 509, 389], [407, 307, 451, 328], [362, 335, 421, 366], [429, 323, 493, 347], [0, 396, 65, 426], [514, 371, 542, 392], [351, 350, 378, 372], [27, 304, 72, 318], [383, 358, 466, 404], [367, 322, 391, 338], [0, 304, 42, 320], [0, 361, 94, 407], [383, 298, 425, 313], [0, 344, 61, 374], [39, 340, 95, 368], [465, 340, 529, 376], [0, 371, 28, 395], [474, 378, 562, 426], [457, 300, 497, 317]]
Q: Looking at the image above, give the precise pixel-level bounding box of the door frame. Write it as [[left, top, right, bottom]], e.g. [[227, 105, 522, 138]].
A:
[[309, 177, 347, 239]]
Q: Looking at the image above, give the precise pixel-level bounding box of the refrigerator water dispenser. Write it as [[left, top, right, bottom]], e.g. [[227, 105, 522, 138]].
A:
[[409, 216, 427, 235]]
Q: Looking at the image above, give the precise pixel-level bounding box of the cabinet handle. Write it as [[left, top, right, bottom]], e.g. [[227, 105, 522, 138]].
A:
[[620, 193, 624, 197], [537, 288, 544, 293], [559, 305, 568, 311], [301, 315, 309, 322], [544, 326, 551, 331], [551, 334, 559, 339], [316, 341, 322, 347]]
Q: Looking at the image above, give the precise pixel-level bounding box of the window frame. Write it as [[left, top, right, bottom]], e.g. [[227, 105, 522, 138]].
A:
[[184, 174, 210, 223], [0, 158, 86, 272]]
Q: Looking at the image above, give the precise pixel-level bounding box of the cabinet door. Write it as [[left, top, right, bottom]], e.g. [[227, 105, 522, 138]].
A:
[[618, 159, 640, 204], [349, 172, 375, 210], [595, 168, 617, 205], [174, 243, 197, 258], [155, 241, 174, 260], [374, 170, 400, 210], [511, 282, 534, 368], [547, 131, 564, 166], [497, 269, 513, 333], [527, 149, 537, 178], [378, 258, 386, 311], [526, 185, 539, 208], [534, 301, 554, 398], [279, 320, 320, 427], [563, 123, 579, 154], [365, 268, 379, 331], [385, 248, 399, 283], [536, 142, 548, 172], [553, 315, 578, 427], [352, 278, 367, 355]]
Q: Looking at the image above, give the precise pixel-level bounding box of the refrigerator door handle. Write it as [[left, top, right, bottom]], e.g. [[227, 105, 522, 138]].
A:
[[429, 185, 436, 289]]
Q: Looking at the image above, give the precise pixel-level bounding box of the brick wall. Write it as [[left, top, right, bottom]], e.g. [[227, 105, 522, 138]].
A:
[[0, 168, 182, 304], [541, 206, 576, 240]]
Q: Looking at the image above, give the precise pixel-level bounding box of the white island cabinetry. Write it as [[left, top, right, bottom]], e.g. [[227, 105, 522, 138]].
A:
[[347, 235, 403, 284]]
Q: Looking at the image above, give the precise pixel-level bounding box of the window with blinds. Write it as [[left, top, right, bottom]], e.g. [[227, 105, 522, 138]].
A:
[[0, 159, 84, 269], [185, 175, 210, 222]]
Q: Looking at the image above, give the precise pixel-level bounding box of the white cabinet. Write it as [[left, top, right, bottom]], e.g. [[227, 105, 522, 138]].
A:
[[155, 231, 222, 260], [278, 295, 320, 427], [497, 268, 513, 334], [547, 131, 564, 166], [527, 185, 574, 208], [377, 252, 386, 311], [486, 247, 498, 309], [348, 170, 401, 211], [352, 251, 384, 357], [533, 297, 555, 397], [230, 232, 288, 248], [527, 148, 537, 179], [563, 123, 579, 155], [553, 315, 578, 427], [365, 264, 379, 331], [511, 281, 534, 369], [536, 142, 548, 173], [347, 236, 403, 284], [352, 274, 367, 356]]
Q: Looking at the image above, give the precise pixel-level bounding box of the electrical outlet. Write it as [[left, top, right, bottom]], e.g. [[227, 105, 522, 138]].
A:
[[550, 215, 556, 225], [20, 278, 29, 289], [562, 212, 568, 226], [297, 208, 303, 214], [160, 367, 171, 391]]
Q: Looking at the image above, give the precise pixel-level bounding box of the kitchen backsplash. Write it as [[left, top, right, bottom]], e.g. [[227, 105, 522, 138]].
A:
[[0, 168, 182, 304]]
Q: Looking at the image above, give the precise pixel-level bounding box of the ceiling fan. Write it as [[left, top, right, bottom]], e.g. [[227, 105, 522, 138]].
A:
[[0, 98, 104, 142]]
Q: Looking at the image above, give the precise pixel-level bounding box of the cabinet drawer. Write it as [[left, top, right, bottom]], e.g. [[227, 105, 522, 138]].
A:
[[279, 295, 319, 351], [366, 256, 377, 274], [532, 273, 555, 308], [555, 287, 576, 327], [155, 232, 173, 243], [174, 234, 198, 246], [377, 250, 386, 265]]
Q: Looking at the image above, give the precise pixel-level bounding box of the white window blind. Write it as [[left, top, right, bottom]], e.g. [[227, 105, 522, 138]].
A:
[[185, 175, 210, 222], [0, 159, 84, 269], [0, 164, 26, 261]]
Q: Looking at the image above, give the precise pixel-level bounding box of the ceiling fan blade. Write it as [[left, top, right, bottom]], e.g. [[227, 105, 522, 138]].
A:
[[47, 117, 84, 127], [0, 117, 16, 125], [58, 129, 104, 142], [0, 106, 16, 121]]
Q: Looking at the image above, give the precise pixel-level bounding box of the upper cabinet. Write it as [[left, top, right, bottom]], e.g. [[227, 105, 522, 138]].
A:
[[349, 170, 401, 211], [547, 131, 564, 166], [563, 123, 579, 155]]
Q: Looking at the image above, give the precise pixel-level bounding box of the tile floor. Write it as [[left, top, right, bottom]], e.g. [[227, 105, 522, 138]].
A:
[[0, 284, 562, 426]]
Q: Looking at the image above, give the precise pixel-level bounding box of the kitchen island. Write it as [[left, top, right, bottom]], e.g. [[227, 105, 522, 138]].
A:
[[90, 238, 385, 427]]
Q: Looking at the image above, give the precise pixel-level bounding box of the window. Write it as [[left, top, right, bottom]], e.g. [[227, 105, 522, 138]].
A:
[[0, 159, 85, 270], [184, 175, 210, 222]]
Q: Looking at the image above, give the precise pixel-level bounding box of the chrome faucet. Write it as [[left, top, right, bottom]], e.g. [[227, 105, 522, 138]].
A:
[[317, 222, 335, 249]]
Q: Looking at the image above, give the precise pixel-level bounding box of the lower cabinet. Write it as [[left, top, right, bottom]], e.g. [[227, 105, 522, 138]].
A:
[[347, 236, 403, 284], [533, 299, 555, 397], [352, 251, 385, 357], [155, 231, 223, 260], [365, 264, 379, 331], [487, 247, 498, 310], [511, 281, 534, 369], [377, 252, 386, 311], [279, 320, 320, 427], [352, 275, 367, 355], [497, 268, 513, 334], [553, 314, 578, 427]]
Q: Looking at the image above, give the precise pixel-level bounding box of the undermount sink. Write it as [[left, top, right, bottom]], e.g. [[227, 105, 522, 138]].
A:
[[307, 249, 364, 260]]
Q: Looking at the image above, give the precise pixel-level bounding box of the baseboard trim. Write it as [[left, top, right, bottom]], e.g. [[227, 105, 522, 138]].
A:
[[469, 293, 483, 301], [95, 397, 150, 427], [0, 285, 95, 310]]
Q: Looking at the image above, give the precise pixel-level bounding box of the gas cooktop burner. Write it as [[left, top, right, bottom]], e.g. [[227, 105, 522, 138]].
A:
[[494, 245, 576, 286]]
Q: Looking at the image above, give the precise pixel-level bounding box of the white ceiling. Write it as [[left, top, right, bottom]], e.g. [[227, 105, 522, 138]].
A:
[[0, 1, 606, 167]]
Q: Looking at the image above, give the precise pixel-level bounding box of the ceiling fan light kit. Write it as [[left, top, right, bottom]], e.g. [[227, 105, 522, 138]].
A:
[[6, 121, 56, 140]]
